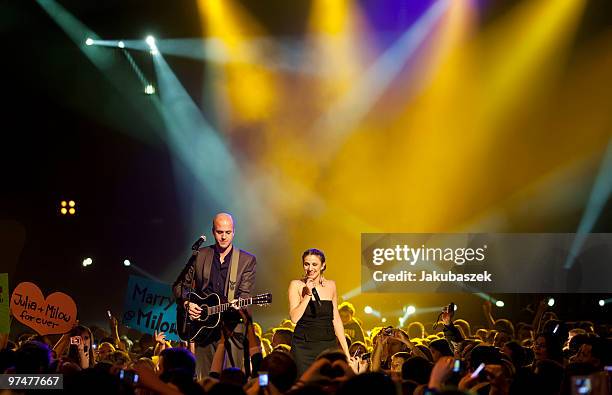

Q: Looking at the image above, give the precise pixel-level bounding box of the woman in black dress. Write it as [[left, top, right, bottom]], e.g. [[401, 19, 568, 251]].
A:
[[288, 248, 350, 375]]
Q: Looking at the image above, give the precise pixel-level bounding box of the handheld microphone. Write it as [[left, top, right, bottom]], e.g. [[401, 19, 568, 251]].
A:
[[312, 288, 322, 307], [191, 235, 207, 251]]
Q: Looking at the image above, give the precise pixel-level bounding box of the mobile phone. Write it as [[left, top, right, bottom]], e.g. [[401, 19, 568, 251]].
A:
[[107, 310, 112, 319], [70, 336, 82, 345], [92, 343, 97, 350], [258, 372, 268, 387], [572, 377, 591, 394], [453, 359, 462, 373], [470, 363, 485, 379], [119, 369, 139, 385]]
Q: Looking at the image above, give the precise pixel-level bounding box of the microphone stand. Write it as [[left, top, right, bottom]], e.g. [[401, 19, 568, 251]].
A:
[[182, 237, 205, 343]]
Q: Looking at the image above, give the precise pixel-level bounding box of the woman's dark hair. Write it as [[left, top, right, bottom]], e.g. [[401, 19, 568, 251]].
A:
[[534, 332, 564, 363], [503, 340, 528, 368], [302, 248, 326, 272], [302, 248, 325, 263], [67, 325, 95, 367], [401, 356, 432, 383], [159, 348, 196, 381], [430, 339, 453, 357]]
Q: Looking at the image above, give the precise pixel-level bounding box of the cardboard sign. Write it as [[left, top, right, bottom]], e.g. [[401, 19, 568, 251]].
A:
[[122, 275, 179, 341], [0, 274, 9, 333], [10, 282, 77, 335]]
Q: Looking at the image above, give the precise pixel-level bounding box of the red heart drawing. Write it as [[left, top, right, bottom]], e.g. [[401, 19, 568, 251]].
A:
[[10, 282, 77, 335]]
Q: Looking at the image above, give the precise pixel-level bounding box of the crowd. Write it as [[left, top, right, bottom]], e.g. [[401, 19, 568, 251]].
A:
[[1, 299, 610, 395]]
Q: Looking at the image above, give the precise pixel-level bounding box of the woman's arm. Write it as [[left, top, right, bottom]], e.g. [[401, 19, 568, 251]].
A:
[[288, 280, 311, 324], [330, 281, 350, 357], [53, 333, 70, 357]]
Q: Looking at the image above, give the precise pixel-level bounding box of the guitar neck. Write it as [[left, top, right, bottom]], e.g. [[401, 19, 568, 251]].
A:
[[208, 297, 255, 315]]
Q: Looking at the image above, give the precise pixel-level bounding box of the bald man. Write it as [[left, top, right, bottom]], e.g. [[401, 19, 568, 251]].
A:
[[173, 212, 257, 379]]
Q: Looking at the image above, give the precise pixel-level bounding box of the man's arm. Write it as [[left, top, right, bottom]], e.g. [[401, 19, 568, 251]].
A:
[[172, 255, 197, 303], [237, 255, 256, 299]]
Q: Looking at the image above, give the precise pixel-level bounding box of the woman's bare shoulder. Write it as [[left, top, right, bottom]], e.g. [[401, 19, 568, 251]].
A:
[[289, 279, 304, 288]]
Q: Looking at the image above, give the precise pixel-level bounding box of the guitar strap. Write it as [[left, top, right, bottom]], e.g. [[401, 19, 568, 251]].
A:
[[227, 246, 240, 302], [224, 246, 244, 368]]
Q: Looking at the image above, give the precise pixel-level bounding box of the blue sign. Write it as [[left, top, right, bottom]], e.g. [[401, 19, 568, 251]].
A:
[[122, 275, 179, 341]]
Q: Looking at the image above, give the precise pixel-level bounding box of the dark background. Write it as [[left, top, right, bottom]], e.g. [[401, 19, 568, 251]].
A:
[[1, 0, 611, 333]]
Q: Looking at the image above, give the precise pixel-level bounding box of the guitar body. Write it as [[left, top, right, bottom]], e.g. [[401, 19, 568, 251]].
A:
[[177, 293, 222, 342], [177, 291, 272, 343]]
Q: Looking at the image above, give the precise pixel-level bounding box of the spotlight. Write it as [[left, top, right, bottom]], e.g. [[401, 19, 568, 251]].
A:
[[68, 200, 75, 207], [82, 257, 93, 267], [548, 298, 555, 307], [123, 259, 131, 267], [381, 317, 387, 323], [68, 208, 76, 215], [406, 305, 416, 315], [495, 300, 505, 307], [145, 36, 155, 47], [144, 84, 155, 95], [118, 41, 125, 49], [85, 38, 94, 46], [61, 201, 67, 207], [364, 306, 373, 315], [150, 48, 159, 56], [599, 299, 605, 307], [60, 208, 68, 215]]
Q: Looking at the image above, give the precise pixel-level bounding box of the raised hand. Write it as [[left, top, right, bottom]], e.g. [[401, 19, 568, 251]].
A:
[[302, 278, 315, 299], [154, 330, 166, 344], [428, 356, 455, 390]]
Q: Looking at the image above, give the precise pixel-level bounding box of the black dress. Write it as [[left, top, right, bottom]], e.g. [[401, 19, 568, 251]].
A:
[[291, 299, 338, 375]]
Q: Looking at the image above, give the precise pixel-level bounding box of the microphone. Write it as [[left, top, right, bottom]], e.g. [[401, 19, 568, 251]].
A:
[[191, 235, 207, 251], [312, 288, 322, 307]]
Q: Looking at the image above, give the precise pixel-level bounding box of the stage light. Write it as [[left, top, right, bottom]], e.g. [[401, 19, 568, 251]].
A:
[[68, 208, 76, 215], [60, 208, 67, 215], [145, 35, 159, 55], [495, 300, 505, 307], [406, 305, 416, 315], [548, 298, 555, 307], [118, 41, 125, 49], [364, 306, 373, 315], [61, 201, 67, 207], [82, 257, 93, 267], [599, 299, 605, 307], [68, 200, 75, 207], [123, 259, 131, 267], [85, 37, 93, 46], [144, 84, 155, 95], [381, 317, 387, 323]]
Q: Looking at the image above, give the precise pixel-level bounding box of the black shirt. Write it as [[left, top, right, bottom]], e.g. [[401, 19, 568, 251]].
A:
[[203, 247, 232, 299]]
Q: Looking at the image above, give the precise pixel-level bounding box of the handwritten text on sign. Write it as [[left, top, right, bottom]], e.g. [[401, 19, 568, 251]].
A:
[[122, 275, 179, 341], [10, 282, 77, 335]]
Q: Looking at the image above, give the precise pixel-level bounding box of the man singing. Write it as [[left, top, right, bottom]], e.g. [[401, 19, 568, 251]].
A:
[[173, 212, 257, 379]]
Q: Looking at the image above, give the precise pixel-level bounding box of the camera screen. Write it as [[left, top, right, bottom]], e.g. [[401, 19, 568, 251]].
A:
[[574, 377, 591, 394]]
